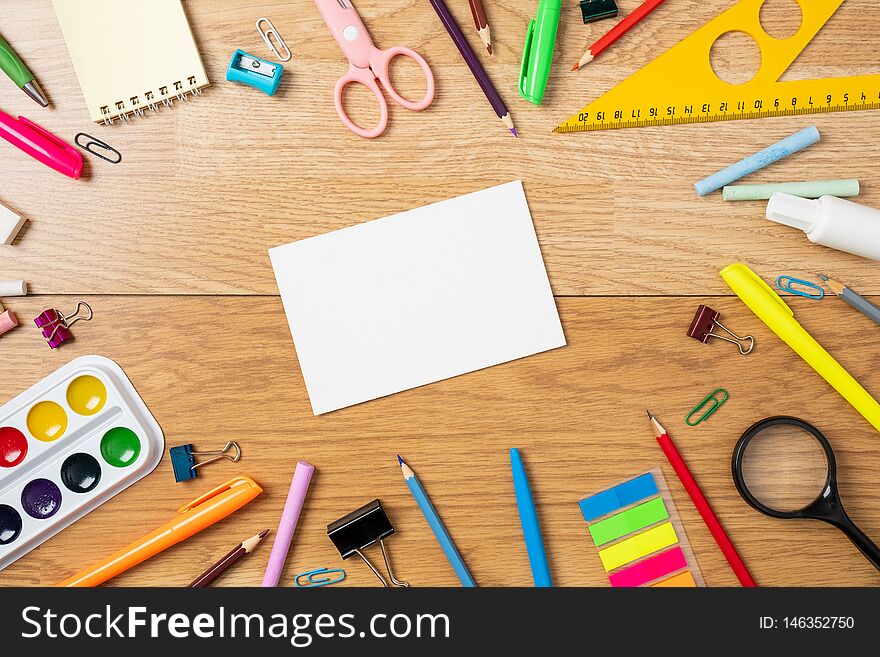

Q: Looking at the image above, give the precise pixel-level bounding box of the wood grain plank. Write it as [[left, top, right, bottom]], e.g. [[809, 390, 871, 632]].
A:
[[1, 0, 878, 294], [1, 295, 878, 587]]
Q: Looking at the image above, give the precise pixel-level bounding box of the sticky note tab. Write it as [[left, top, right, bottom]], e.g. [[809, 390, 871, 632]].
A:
[[588, 497, 669, 546], [598, 522, 678, 571], [608, 547, 687, 587], [650, 570, 697, 588], [579, 473, 658, 521]]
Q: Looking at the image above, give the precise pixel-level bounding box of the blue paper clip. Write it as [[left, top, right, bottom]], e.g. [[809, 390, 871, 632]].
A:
[[294, 568, 346, 588], [226, 49, 283, 96], [776, 276, 824, 300]]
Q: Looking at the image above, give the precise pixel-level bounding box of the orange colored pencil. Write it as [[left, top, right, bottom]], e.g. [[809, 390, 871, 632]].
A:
[[572, 0, 668, 71]]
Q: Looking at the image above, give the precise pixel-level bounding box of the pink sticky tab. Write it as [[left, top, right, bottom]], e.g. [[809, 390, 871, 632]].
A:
[[608, 546, 687, 588]]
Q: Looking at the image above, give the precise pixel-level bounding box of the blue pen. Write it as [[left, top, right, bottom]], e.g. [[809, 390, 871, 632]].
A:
[[510, 448, 552, 587], [694, 126, 820, 196], [398, 456, 476, 587]]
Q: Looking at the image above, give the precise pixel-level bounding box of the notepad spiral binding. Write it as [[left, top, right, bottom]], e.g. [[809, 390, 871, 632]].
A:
[[99, 75, 204, 125]]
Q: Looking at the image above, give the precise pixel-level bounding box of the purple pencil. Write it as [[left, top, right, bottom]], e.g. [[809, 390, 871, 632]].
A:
[[426, 0, 517, 137]]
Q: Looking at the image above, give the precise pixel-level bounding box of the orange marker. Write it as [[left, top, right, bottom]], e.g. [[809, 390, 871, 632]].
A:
[[58, 476, 263, 587]]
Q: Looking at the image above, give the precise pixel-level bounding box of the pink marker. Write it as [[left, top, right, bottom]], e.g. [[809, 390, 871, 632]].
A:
[[0, 110, 82, 179], [262, 460, 315, 587]]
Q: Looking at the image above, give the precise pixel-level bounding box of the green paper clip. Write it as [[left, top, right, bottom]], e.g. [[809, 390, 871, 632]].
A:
[[686, 388, 729, 426]]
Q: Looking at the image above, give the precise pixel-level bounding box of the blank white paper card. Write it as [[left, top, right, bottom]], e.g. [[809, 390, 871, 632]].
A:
[[269, 180, 566, 415]]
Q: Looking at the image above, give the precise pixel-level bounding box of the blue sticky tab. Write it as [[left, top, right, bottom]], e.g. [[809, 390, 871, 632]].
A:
[[579, 473, 658, 521], [169, 444, 197, 482]]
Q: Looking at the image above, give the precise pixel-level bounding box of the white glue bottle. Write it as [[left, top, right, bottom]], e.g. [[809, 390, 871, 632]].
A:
[[766, 193, 880, 260]]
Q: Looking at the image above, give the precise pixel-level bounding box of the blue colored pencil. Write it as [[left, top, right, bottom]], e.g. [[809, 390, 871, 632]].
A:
[[510, 448, 552, 587], [397, 456, 476, 587]]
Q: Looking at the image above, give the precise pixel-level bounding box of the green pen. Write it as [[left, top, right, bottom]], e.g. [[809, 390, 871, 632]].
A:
[[518, 0, 561, 106], [0, 32, 48, 107]]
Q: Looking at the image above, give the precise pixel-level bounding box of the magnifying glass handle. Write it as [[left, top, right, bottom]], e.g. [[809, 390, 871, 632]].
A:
[[834, 514, 880, 571]]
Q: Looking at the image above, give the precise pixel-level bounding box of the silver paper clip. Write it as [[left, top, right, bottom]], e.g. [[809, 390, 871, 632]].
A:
[[294, 568, 346, 588], [256, 18, 292, 62], [74, 133, 122, 164]]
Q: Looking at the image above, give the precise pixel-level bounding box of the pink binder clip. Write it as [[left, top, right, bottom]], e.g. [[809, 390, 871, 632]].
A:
[[34, 301, 92, 349]]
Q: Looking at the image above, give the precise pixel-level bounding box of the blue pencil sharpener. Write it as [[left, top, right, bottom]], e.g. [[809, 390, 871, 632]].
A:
[[226, 49, 283, 96]]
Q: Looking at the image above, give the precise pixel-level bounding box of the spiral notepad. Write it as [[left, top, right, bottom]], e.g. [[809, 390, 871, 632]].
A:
[[53, 0, 209, 124]]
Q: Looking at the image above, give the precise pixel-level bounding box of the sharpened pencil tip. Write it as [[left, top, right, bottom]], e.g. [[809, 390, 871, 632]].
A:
[[397, 454, 404, 466], [487, 44, 493, 55], [571, 63, 579, 71], [258, 529, 269, 539], [510, 128, 518, 138], [817, 273, 829, 282], [646, 410, 653, 419]]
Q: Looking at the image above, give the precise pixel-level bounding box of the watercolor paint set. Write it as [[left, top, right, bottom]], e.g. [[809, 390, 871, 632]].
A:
[[579, 469, 704, 587], [0, 355, 163, 570]]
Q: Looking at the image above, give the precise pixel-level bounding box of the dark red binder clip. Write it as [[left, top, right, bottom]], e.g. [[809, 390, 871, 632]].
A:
[[687, 305, 754, 355]]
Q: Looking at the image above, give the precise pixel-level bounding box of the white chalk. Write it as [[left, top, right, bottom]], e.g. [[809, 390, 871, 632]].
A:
[[0, 281, 27, 297]]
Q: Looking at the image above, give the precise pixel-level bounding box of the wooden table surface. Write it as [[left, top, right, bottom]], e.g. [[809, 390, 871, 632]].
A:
[[2, 0, 879, 587]]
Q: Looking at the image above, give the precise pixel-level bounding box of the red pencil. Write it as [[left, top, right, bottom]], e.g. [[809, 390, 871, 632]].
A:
[[647, 411, 757, 587], [572, 0, 668, 71]]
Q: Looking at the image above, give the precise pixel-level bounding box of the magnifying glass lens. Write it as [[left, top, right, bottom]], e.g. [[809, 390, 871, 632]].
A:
[[740, 423, 830, 513]]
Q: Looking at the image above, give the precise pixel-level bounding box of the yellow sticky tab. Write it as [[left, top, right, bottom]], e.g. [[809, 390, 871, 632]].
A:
[[598, 522, 678, 571], [650, 570, 697, 588]]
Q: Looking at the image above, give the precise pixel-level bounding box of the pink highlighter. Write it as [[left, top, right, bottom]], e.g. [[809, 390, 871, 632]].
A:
[[0, 110, 82, 179]]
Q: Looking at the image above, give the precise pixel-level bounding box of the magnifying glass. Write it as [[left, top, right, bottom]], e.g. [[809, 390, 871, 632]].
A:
[[732, 416, 880, 571]]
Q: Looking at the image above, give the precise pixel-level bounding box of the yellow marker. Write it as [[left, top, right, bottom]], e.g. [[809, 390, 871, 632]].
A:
[[721, 264, 880, 433], [554, 0, 880, 133], [598, 522, 678, 571]]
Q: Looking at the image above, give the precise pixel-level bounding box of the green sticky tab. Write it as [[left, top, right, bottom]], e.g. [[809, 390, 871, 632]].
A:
[[588, 497, 669, 546]]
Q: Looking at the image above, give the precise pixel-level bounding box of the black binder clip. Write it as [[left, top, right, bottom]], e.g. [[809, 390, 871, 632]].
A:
[[327, 499, 409, 587], [579, 0, 618, 24]]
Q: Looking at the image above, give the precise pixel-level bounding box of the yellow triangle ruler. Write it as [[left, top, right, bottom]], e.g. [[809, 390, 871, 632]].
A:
[[554, 0, 880, 133]]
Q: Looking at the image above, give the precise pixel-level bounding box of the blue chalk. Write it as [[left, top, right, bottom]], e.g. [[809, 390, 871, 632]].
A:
[[579, 473, 658, 521], [694, 126, 820, 196]]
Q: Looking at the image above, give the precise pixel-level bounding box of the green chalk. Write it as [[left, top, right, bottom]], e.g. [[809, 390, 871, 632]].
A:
[[588, 497, 669, 546], [722, 179, 860, 201]]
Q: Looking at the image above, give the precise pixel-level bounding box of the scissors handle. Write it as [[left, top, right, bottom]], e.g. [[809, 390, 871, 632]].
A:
[[371, 46, 435, 112], [334, 64, 388, 139]]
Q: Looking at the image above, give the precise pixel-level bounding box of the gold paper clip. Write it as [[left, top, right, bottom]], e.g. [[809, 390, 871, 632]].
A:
[[256, 18, 292, 62]]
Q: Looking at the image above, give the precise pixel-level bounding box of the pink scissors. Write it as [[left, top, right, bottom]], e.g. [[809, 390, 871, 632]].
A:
[[315, 0, 435, 139]]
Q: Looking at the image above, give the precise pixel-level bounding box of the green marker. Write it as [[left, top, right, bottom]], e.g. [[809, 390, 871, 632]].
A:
[[0, 32, 48, 107], [518, 0, 561, 106]]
